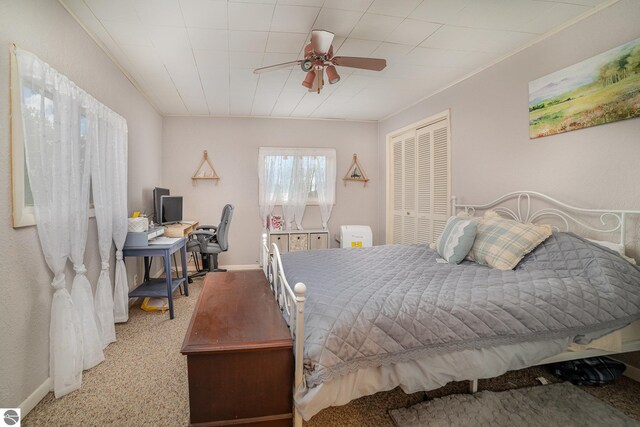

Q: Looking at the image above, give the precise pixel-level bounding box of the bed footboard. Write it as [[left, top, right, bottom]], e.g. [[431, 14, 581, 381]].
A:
[[262, 233, 306, 427]]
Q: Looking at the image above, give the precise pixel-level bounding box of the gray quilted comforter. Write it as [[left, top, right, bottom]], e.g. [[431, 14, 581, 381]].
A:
[[280, 233, 640, 388]]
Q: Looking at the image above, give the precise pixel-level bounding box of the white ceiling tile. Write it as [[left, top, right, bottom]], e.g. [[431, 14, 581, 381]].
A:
[[188, 28, 228, 51], [230, 68, 259, 114], [409, 0, 471, 24], [277, 0, 325, 6], [262, 52, 300, 66], [520, 3, 591, 34], [350, 13, 403, 41], [271, 5, 321, 33], [453, 0, 555, 32], [180, 0, 227, 29], [368, 0, 422, 18], [322, 0, 374, 12], [230, 0, 276, 3], [372, 42, 413, 59], [133, 0, 184, 26], [421, 25, 536, 54], [147, 26, 191, 53], [335, 38, 381, 56], [386, 19, 441, 45], [102, 20, 152, 46], [405, 46, 499, 68], [195, 51, 230, 115], [228, 3, 275, 31], [266, 32, 308, 53], [228, 31, 269, 52], [84, 0, 139, 23], [271, 89, 306, 116], [230, 51, 265, 68], [314, 8, 364, 37]]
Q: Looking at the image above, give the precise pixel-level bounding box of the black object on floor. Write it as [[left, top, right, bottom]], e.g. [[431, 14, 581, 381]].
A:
[[551, 356, 626, 386]]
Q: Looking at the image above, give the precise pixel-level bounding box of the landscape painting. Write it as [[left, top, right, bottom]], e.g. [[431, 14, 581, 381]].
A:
[[529, 37, 640, 139]]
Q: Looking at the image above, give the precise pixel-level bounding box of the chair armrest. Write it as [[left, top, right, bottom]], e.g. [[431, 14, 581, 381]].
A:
[[188, 230, 216, 238], [197, 225, 218, 230]]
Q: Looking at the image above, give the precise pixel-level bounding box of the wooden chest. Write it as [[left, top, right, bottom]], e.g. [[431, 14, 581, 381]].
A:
[[181, 271, 293, 426]]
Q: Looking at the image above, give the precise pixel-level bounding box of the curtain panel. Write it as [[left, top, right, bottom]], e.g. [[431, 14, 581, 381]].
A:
[[258, 148, 336, 230], [15, 48, 128, 397]]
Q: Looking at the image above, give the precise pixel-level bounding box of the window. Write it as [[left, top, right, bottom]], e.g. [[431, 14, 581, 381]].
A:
[[258, 148, 335, 206], [10, 52, 94, 227]]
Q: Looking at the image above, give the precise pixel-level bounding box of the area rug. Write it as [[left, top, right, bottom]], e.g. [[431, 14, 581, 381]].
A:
[[389, 382, 640, 427]]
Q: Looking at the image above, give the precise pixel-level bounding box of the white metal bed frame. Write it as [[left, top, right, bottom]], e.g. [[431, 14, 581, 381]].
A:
[[261, 191, 640, 426]]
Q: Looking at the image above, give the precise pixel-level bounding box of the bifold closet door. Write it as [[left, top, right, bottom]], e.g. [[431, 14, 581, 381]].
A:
[[389, 117, 450, 245], [391, 131, 417, 244], [416, 120, 450, 244]]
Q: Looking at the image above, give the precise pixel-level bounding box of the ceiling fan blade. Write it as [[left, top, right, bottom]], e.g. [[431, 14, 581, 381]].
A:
[[311, 29, 334, 55], [254, 60, 302, 74], [332, 56, 387, 71]]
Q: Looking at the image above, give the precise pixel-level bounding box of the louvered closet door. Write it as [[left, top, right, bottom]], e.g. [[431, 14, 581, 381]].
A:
[[416, 120, 451, 243], [388, 115, 450, 245], [391, 131, 418, 244]]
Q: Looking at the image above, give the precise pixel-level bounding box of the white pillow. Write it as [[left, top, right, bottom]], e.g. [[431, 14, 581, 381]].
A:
[[586, 239, 636, 265]]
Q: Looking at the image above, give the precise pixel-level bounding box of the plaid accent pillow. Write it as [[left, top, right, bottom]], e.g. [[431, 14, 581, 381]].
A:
[[435, 216, 477, 264], [468, 215, 552, 270]]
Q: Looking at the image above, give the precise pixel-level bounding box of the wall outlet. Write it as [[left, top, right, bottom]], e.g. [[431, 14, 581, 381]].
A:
[[133, 274, 139, 285]]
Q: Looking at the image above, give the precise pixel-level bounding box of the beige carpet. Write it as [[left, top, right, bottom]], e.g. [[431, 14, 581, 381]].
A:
[[25, 276, 640, 426]]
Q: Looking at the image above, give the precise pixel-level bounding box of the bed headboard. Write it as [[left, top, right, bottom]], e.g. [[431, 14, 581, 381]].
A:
[[452, 191, 640, 246]]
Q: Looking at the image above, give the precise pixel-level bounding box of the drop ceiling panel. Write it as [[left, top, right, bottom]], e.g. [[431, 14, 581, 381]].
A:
[[228, 2, 274, 31], [179, 0, 227, 29], [61, 0, 609, 120], [270, 5, 321, 33]]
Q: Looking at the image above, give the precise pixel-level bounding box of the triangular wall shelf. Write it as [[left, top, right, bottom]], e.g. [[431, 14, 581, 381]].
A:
[[343, 153, 369, 187], [192, 150, 220, 185]]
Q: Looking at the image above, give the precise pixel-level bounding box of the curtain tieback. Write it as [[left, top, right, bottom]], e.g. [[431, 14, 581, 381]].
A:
[[101, 261, 110, 271], [73, 264, 87, 275], [115, 251, 123, 261], [52, 274, 66, 290]]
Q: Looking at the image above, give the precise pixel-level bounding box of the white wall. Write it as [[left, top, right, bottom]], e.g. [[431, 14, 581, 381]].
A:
[[162, 117, 380, 266], [378, 0, 640, 364], [0, 0, 163, 408]]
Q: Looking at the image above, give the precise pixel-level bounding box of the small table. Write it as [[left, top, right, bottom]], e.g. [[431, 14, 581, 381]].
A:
[[123, 237, 189, 319]]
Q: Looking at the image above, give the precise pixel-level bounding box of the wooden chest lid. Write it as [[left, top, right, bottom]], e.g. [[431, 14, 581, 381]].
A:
[[181, 270, 293, 355]]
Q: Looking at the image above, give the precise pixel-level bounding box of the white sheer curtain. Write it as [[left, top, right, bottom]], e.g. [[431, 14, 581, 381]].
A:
[[16, 48, 128, 396], [314, 155, 336, 229], [69, 102, 104, 370], [258, 148, 336, 231], [112, 115, 129, 323], [91, 106, 116, 347], [258, 154, 287, 229], [16, 49, 83, 397]]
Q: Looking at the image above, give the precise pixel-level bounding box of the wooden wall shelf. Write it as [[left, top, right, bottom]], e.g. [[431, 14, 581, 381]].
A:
[[192, 150, 220, 184], [343, 153, 369, 187]]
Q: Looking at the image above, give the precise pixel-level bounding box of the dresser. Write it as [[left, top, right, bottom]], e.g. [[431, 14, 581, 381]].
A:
[[181, 271, 293, 426], [269, 229, 329, 253]]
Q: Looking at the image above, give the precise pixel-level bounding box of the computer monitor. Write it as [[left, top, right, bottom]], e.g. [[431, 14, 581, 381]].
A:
[[153, 187, 170, 223], [160, 196, 183, 225]]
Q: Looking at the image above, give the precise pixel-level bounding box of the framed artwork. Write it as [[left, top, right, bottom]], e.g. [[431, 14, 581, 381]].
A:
[[528, 36, 640, 139]]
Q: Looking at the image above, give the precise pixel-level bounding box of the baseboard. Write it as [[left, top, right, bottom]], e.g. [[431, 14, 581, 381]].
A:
[[219, 264, 261, 271], [19, 377, 51, 416]]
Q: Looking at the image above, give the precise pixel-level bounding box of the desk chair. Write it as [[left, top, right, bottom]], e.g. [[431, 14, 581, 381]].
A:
[[187, 204, 234, 279]]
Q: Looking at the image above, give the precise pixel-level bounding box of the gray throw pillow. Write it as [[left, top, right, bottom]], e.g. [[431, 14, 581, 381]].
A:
[[435, 216, 477, 264]]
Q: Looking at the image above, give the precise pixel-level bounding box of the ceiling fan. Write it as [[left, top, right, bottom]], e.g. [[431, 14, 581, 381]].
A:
[[254, 29, 387, 94]]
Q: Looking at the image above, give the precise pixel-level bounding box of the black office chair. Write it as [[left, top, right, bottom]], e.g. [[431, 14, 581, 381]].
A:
[[187, 204, 234, 280]]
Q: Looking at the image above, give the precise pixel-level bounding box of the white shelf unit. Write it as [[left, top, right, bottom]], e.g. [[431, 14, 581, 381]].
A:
[[269, 229, 330, 253]]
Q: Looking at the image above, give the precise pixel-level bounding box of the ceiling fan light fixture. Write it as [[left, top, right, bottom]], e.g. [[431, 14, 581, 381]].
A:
[[326, 65, 340, 84], [302, 70, 316, 89]]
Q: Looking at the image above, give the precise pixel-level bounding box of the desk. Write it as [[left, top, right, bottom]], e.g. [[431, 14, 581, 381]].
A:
[[164, 221, 199, 238], [123, 237, 189, 319]]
